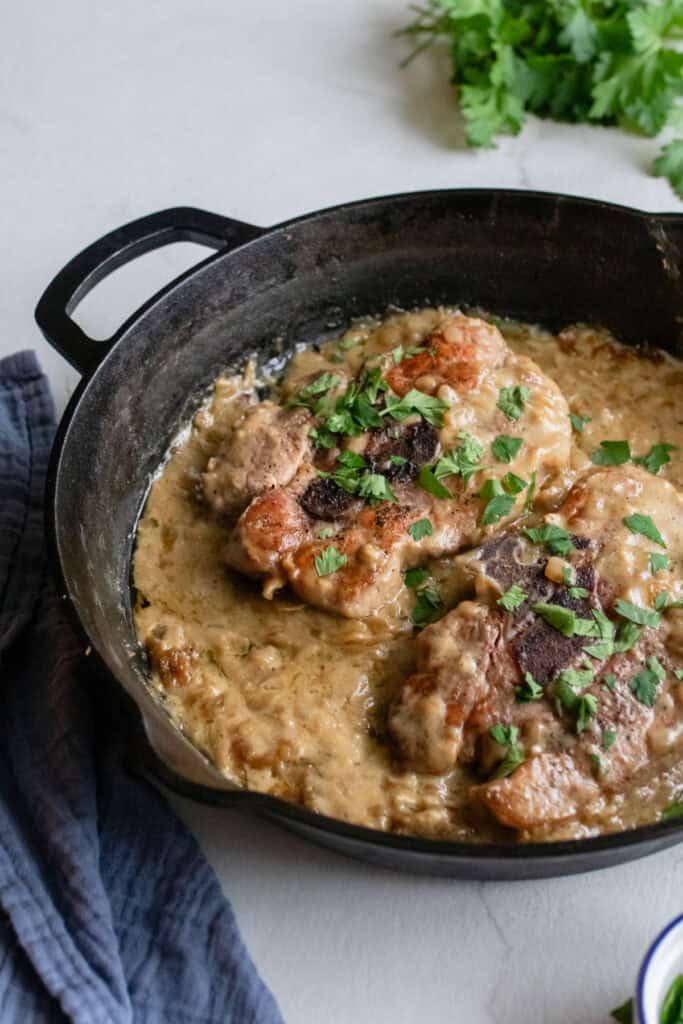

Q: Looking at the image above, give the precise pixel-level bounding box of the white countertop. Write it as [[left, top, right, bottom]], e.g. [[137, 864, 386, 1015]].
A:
[[3, 2, 682, 1021]]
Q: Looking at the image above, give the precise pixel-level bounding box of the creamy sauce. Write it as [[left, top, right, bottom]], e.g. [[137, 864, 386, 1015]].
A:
[[133, 309, 683, 842]]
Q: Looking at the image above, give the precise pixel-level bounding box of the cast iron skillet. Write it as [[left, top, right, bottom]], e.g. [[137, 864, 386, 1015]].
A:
[[36, 189, 683, 880]]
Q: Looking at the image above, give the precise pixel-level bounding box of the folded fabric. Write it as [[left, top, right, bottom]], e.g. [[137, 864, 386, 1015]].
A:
[[0, 351, 283, 1024]]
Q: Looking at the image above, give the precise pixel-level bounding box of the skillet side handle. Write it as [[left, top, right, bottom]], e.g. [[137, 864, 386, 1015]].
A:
[[34, 207, 264, 376]]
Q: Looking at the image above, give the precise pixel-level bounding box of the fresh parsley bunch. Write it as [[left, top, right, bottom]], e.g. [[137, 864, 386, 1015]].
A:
[[399, 0, 683, 198]]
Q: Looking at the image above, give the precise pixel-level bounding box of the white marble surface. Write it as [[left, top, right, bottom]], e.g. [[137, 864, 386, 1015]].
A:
[[3, 2, 683, 1021]]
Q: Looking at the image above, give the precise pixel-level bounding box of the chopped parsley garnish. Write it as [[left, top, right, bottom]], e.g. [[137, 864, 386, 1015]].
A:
[[662, 803, 683, 823], [404, 566, 442, 627], [408, 518, 433, 542], [590, 753, 603, 777], [489, 724, 525, 778], [309, 426, 336, 449], [585, 619, 641, 663], [633, 442, 678, 476], [676, 669, 683, 681], [551, 668, 597, 733], [562, 566, 573, 586], [412, 581, 443, 629], [389, 454, 407, 466], [603, 729, 617, 750], [629, 656, 665, 707], [337, 450, 367, 469], [287, 372, 341, 408], [515, 672, 543, 703], [358, 473, 397, 505], [610, 998, 634, 1024], [481, 493, 515, 525], [404, 567, 431, 589], [318, 527, 334, 540], [496, 385, 531, 422], [491, 435, 523, 463], [655, 592, 670, 611], [568, 586, 589, 599], [392, 345, 404, 364], [531, 602, 576, 637], [524, 471, 537, 513], [614, 599, 661, 629], [569, 412, 591, 433], [651, 552, 670, 574], [576, 693, 598, 733], [523, 523, 575, 557], [383, 388, 450, 427], [418, 466, 451, 499], [480, 478, 504, 499], [314, 546, 347, 577], [338, 336, 361, 350], [602, 674, 617, 691], [498, 584, 528, 612], [318, 451, 398, 507], [502, 472, 527, 495], [623, 512, 667, 548], [590, 440, 632, 466], [434, 433, 485, 484]]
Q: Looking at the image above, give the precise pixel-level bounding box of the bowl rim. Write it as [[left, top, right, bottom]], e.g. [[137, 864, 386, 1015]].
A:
[[637, 913, 683, 1023]]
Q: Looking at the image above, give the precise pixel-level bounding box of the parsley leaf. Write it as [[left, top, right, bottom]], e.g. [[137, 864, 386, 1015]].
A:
[[405, 567, 431, 589], [610, 997, 634, 1024], [497, 385, 531, 422], [383, 388, 450, 427], [532, 602, 576, 637], [498, 583, 528, 612], [614, 599, 661, 629], [590, 440, 632, 466], [408, 518, 433, 541], [651, 552, 670, 574], [337, 450, 367, 469], [491, 435, 523, 463], [523, 523, 575, 557], [515, 671, 543, 703], [623, 513, 667, 548], [654, 139, 683, 201], [318, 527, 334, 540], [629, 656, 666, 707], [287, 372, 340, 408], [502, 472, 527, 495], [481, 493, 515, 525], [633, 442, 678, 476], [412, 581, 443, 629], [418, 466, 451, 499], [576, 693, 598, 733], [358, 473, 397, 505], [569, 412, 591, 433], [603, 729, 617, 751], [338, 335, 361, 351], [434, 433, 485, 484], [314, 546, 348, 577], [489, 724, 525, 779], [661, 802, 683, 823]]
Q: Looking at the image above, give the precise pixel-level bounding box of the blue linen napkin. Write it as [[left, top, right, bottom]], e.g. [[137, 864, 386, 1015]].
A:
[[0, 351, 284, 1024]]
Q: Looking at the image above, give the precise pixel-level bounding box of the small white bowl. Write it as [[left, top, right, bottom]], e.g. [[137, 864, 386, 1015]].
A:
[[637, 913, 683, 1023]]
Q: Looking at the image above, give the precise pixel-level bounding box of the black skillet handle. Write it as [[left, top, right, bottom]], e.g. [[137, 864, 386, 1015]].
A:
[[35, 207, 264, 376]]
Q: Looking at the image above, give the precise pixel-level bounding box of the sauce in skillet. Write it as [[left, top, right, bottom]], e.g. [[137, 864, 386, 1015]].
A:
[[133, 309, 683, 842]]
